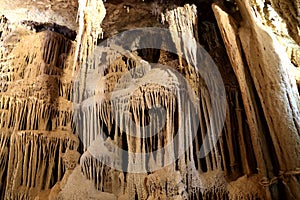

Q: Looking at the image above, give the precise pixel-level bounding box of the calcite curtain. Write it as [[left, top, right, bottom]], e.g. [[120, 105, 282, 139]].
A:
[[0, 0, 299, 199]]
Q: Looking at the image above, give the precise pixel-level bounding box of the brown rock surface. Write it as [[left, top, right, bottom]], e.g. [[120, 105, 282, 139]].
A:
[[0, 0, 299, 199]]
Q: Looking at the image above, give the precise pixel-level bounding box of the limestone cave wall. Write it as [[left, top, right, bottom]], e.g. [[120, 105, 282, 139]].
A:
[[0, 0, 299, 200]]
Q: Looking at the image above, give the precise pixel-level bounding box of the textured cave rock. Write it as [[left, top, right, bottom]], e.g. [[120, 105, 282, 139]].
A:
[[0, 17, 79, 199], [0, 0, 299, 200], [0, 0, 78, 30]]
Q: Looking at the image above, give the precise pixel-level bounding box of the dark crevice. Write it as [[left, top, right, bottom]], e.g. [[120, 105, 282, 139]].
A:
[[20, 21, 77, 41]]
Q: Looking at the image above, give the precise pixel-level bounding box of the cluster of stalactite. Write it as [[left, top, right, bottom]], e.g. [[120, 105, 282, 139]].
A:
[[74, 2, 266, 200], [78, 58, 261, 200], [4, 130, 78, 199], [0, 0, 299, 199], [0, 17, 79, 199]]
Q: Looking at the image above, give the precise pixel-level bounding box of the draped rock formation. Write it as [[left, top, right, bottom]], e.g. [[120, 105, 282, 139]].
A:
[[0, 0, 299, 200]]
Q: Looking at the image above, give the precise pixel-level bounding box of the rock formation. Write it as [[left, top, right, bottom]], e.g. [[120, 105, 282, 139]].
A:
[[0, 0, 299, 199]]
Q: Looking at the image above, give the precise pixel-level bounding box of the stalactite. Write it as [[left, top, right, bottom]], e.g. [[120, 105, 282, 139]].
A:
[[165, 4, 198, 70], [80, 151, 120, 193], [73, 3, 265, 199], [0, 15, 79, 199], [73, 0, 106, 107], [4, 130, 79, 200], [1, 0, 294, 198], [0, 130, 10, 199]]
